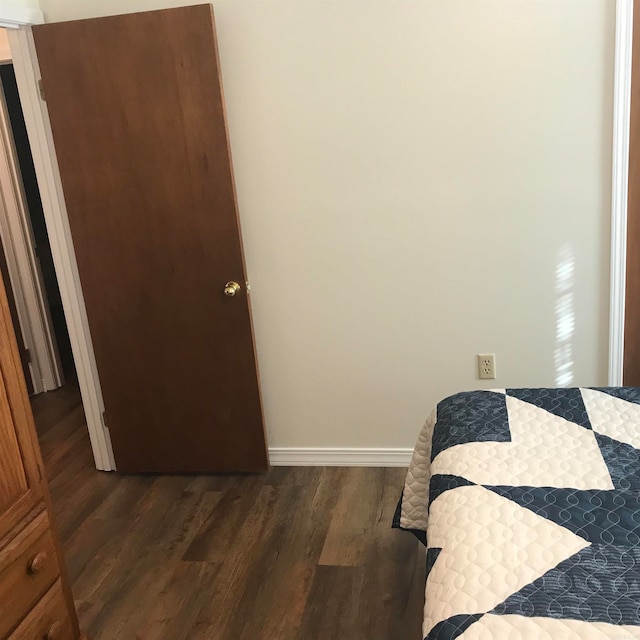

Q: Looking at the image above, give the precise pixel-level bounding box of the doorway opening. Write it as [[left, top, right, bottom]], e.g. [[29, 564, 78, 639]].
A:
[[0, 59, 75, 382], [0, 28, 81, 457], [2, 25, 114, 471]]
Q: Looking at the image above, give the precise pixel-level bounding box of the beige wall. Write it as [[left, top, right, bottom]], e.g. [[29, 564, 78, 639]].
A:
[[4, 0, 41, 15], [37, 0, 615, 449], [0, 0, 42, 25]]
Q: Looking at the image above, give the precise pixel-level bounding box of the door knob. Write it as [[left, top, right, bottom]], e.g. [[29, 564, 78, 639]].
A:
[[224, 281, 241, 297], [27, 551, 48, 575], [45, 621, 62, 640]]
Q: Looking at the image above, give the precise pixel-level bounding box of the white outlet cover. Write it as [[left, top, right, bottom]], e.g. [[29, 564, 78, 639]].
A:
[[477, 353, 496, 379]]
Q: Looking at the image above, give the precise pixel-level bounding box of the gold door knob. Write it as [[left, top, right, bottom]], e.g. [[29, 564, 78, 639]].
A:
[[223, 281, 241, 297]]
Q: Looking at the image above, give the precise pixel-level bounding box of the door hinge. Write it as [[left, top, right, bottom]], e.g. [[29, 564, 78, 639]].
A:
[[102, 410, 107, 427], [24, 348, 32, 363], [38, 79, 45, 101]]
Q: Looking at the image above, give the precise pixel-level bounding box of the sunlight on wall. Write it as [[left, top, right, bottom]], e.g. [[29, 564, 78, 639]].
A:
[[554, 245, 575, 387]]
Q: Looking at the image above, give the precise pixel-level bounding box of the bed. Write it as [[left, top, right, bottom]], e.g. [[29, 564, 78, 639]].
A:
[[394, 387, 640, 639]]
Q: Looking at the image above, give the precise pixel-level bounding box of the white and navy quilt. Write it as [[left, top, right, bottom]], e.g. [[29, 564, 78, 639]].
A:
[[394, 388, 640, 640]]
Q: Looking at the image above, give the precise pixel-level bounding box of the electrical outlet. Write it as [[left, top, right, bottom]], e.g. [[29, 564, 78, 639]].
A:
[[477, 353, 496, 379]]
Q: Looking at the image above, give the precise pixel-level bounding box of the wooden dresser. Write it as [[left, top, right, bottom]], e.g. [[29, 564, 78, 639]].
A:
[[0, 275, 84, 638]]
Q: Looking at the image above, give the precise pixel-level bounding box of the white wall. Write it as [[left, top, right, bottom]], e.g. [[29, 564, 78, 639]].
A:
[[38, 0, 615, 449], [0, 0, 42, 24]]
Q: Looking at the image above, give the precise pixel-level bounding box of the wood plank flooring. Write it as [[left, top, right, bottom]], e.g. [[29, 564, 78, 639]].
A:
[[31, 384, 425, 640]]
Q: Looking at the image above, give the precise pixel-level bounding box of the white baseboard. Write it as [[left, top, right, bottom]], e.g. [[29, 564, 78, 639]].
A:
[[268, 447, 413, 467]]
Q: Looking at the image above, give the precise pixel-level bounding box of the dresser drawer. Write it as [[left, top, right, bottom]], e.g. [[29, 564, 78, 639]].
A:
[[0, 510, 60, 638], [7, 579, 74, 640]]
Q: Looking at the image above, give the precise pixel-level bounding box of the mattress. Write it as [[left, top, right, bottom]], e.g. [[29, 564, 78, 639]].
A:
[[394, 387, 640, 640]]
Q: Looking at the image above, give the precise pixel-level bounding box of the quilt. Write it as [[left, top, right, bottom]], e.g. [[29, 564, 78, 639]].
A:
[[394, 387, 640, 640]]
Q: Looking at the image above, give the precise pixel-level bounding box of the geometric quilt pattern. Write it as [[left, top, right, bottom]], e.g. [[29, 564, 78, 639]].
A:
[[393, 387, 640, 640]]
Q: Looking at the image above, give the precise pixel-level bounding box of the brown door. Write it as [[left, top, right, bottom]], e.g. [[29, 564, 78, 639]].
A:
[[32, 5, 268, 473]]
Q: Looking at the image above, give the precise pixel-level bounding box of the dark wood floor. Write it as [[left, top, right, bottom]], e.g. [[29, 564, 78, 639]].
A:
[[31, 383, 425, 640]]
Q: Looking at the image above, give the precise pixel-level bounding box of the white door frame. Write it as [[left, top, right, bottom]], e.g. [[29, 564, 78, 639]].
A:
[[2, 22, 115, 471], [609, 0, 634, 386], [0, 69, 63, 394]]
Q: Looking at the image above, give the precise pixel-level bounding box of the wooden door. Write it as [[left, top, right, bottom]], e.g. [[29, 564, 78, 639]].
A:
[[32, 5, 268, 472]]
